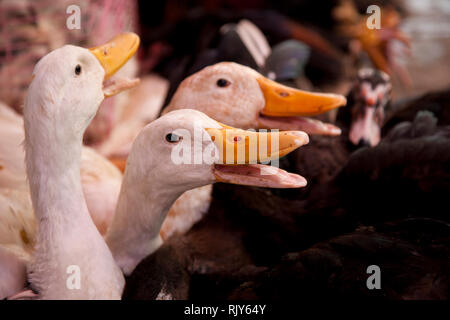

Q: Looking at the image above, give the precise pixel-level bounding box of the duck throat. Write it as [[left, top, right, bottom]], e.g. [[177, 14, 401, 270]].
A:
[[24, 117, 87, 224], [106, 169, 183, 275]]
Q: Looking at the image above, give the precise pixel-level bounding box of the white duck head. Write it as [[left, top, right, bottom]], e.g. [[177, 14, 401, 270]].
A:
[[107, 108, 309, 274], [129, 108, 308, 190], [165, 62, 347, 135], [24, 33, 140, 140]]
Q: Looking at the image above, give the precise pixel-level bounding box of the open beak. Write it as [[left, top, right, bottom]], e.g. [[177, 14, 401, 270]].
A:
[[205, 124, 309, 188], [89, 32, 140, 97], [256, 76, 347, 135]]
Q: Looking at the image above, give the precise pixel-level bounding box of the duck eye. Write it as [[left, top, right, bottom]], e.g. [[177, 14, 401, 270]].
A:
[[166, 133, 182, 143], [216, 78, 230, 88], [75, 64, 82, 75]]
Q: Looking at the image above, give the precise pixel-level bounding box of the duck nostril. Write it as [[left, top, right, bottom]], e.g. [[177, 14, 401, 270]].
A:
[[279, 92, 289, 97]]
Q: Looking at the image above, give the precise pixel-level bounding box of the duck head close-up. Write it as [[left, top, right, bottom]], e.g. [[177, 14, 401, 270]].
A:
[[133, 109, 308, 189], [165, 62, 346, 135], [25, 32, 140, 139]]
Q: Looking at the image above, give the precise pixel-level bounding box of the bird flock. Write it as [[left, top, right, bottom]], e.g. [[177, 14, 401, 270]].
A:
[[0, 3, 449, 300]]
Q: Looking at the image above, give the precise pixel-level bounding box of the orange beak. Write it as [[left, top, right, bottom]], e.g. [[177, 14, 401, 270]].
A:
[[257, 76, 347, 117]]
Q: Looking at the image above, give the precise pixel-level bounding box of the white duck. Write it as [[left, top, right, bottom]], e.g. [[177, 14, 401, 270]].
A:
[[104, 108, 309, 275], [0, 32, 140, 299]]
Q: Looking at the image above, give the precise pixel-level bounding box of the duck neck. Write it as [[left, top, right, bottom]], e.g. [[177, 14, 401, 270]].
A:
[[23, 97, 124, 299], [106, 166, 183, 275], [24, 116, 89, 226]]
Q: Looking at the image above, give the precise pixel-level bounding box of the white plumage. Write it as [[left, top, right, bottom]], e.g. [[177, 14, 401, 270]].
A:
[[0, 32, 140, 299]]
